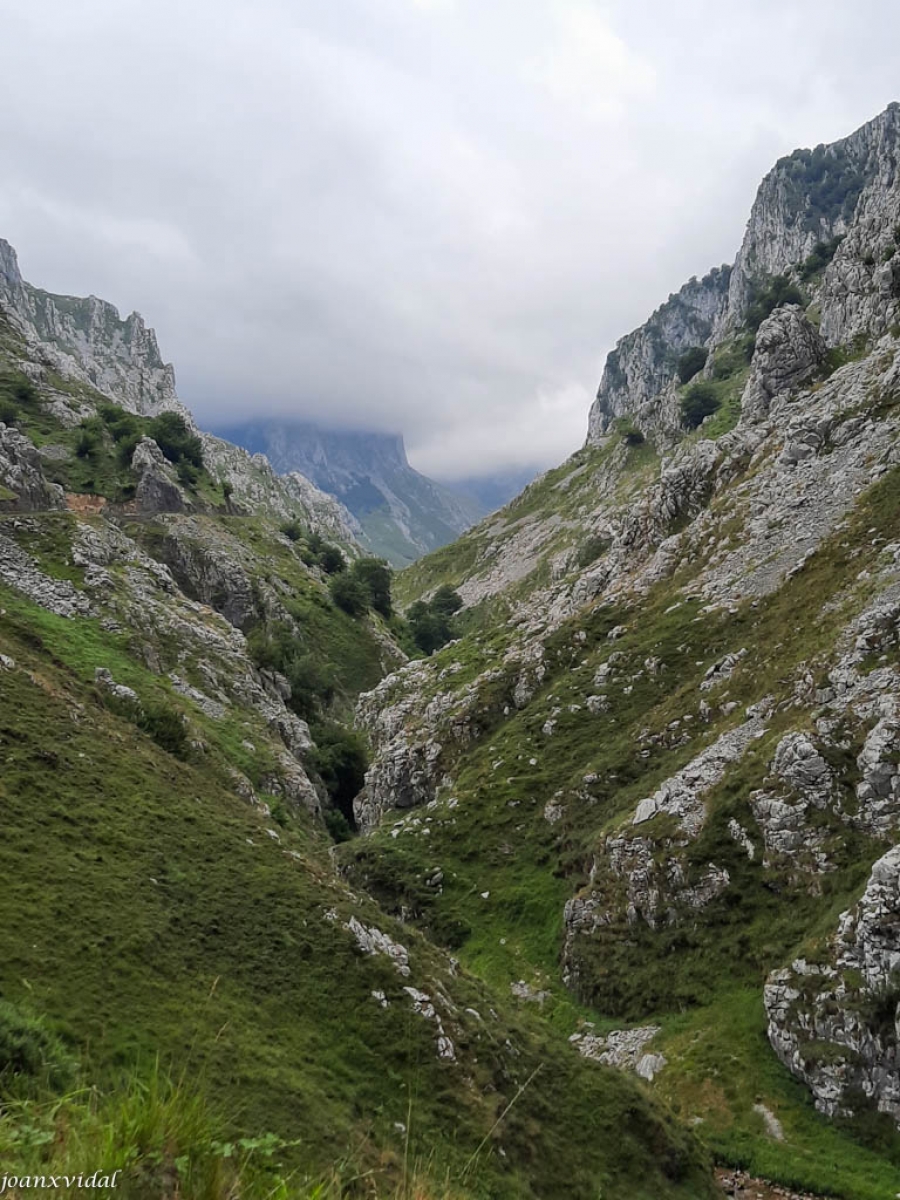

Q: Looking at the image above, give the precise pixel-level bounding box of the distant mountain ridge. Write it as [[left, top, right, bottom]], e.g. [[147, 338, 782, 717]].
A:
[[216, 419, 485, 566]]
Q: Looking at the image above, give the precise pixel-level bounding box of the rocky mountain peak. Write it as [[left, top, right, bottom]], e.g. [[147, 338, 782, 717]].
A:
[[587, 103, 900, 445]]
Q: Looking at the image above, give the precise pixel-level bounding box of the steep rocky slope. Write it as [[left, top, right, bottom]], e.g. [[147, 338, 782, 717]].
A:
[[350, 106, 900, 1199], [218, 420, 483, 567], [0, 247, 718, 1197]]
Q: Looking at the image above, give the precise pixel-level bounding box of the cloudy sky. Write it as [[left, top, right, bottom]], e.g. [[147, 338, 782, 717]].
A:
[[1, 1, 897, 479]]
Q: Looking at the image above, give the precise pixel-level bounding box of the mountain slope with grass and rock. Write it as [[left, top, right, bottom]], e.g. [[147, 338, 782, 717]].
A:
[[348, 104, 900, 1200], [0, 238, 718, 1200]]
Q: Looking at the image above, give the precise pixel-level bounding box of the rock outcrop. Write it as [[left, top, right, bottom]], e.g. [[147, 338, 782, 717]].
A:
[[586, 103, 900, 444], [0, 424, 66, 512]]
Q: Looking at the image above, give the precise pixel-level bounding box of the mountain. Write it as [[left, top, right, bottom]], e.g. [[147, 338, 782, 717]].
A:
[[216, 420, 484, 567], [7, 99, 900, 1199], [348, 104, 900, 1198], [0, 238, 716, 1198]]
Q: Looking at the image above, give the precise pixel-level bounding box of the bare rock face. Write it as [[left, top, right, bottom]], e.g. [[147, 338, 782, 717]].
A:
[[765, 845, 900, 1123], [586, 104, 900, 444], [0, 424, 66, 511], [0, 237, 179, 416], [740, 306, 827, 424], [131, 437, 187, 514]]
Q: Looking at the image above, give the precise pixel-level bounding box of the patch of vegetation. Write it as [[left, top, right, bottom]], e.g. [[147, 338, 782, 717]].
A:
[[0, 1000, 77, 1097], [680, 381, 721, 429], [407, 584, 465, 655], [137, 699, 190, 758], [745, 274, 805, 332], [309, 722, 368, 829], [0, 591, 716, 1199], [799, 235, 845, 281], [146, 410, 204, 470], [675, 346, 708, 385], [575, 533, 611, 570], [776, 143, 867, 231]]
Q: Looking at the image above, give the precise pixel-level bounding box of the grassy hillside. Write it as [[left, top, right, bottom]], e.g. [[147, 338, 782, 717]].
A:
[[0, 582, 713, 1199], [343, 454, 900, 1200]]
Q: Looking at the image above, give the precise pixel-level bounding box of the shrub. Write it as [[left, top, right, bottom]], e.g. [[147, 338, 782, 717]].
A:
[[745, 274, 804, 331], [405, 586, 464, 654], [410, 610, 453, 655], [0, 1000, 77, 1095], [318, 543, 346, 575], [0, 374, 37, 405], [349, 557, 393, 617], [680, 381, 721, 429], [75, 427, 100, 458], [0, 398, 19, 425], [577, 534, 611, 569], [98, 402, 140, 443], [329, 573, 369, 616], [139, 701, 189, 758], [280, 519, 303, 542], [310, 723, 368, 827], [176, 460, 200, 489], [430, 584, 463, 619], [222, 479, 234, 500], [148, 412, 203, 468], [799, 236, 844, 281], [283, 653, 335, 719], [675, 346, 708, 385]]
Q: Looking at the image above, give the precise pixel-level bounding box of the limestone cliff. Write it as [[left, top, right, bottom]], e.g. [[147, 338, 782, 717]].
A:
[[587, 102, 900, 443], [217, 420, 483, 567]]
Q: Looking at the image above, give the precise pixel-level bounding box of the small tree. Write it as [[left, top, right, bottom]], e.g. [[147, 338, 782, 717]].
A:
[[280, 519, 303, 542], [350, 557, 393, 618], [330, 573, 369, 616], [680, 381, 721, 430], [318, 543, 346, 575], [148, 411, 204, 468], [431, 584, 463, 619]]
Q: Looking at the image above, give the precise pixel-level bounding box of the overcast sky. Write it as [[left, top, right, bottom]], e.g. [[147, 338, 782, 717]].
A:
[[1, 1, 897, 479]]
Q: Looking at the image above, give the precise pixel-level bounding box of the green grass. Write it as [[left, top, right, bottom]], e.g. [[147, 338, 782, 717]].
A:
[[343, 463, 900, 1198], [0, 584, 715, 1199]]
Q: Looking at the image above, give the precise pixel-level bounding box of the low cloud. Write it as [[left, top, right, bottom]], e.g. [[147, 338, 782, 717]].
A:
[[1, 0, 897, 478]]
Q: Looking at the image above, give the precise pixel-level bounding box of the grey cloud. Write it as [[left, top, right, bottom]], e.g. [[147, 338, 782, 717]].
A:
[[1, 0, 898, 477]]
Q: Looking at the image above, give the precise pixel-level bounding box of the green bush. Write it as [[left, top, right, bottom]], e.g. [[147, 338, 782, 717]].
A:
[[148, 412, 203, 469], [404, 586, 464, 655], [138, 701, 189, 758], [280, 519, 303, 542], [577, 534, 611, 569], [799, 236, 844, 281], [310, 723, 368, 827], [349, 557, 393, 617], [329, 573, 369, 616], [283, 653, 335, 719], [430, 584, 463, 619], [0, 398, 19, 426], [75, 426, 100, 459], [675, 346, 708, 385], [0, 1000, 77, 1095], [176, 459, 200, 489], [745, 275, 804, 332], [0, 374, 38, 406], [680, 381, 721, 429], [318, 543, 346, 575], [292, 528, 347, 575]]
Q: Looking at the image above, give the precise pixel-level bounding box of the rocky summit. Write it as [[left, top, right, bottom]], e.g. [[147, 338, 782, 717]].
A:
[[3, 103, 900, 1200]]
